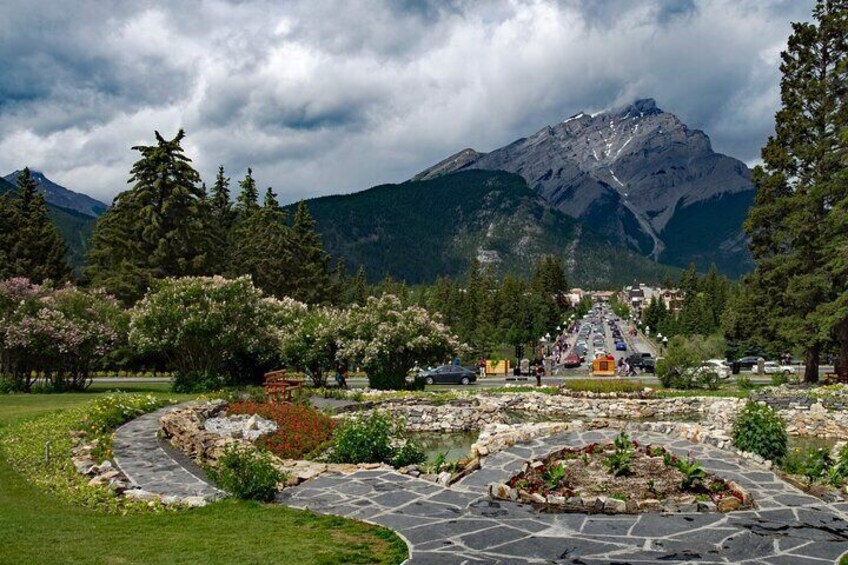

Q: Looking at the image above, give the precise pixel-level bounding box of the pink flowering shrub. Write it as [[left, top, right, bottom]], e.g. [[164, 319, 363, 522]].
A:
[[0, 278, 126, 391]]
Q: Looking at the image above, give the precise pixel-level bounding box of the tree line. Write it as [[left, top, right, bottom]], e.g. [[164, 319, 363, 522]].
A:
[[733, 0, 848, 382], [0, 131, 337, 306]]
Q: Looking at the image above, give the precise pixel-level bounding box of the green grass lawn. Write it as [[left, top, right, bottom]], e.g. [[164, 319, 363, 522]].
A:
[[0, 388, 408, 565]]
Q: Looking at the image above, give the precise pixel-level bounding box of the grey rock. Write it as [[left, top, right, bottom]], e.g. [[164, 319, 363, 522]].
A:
[[414, 98, 754, 273]]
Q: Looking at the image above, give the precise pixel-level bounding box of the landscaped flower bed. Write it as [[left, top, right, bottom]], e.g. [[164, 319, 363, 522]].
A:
[[492, 432, 752, 514], [228, 401, 335, 459]]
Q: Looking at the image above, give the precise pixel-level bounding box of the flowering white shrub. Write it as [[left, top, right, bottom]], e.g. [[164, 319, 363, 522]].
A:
[[0, 278, 125, 391], [277, 305, 347, 386], [129, 276, 280, 390], [339, 294, 466, 389]]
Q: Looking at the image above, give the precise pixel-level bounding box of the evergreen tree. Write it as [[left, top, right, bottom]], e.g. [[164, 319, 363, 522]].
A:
[[0, 168, 71, 283], [742, 0, 848, 381], [210, 165, 234, 227], [263, 186, 280, 209], [342, 265, 370, 305], [208, 165, 235, 273], [289, 201, 331, 303], [227, 201, 293, 299], [236, 168, 259, 215], [86, 130, 212, 302]]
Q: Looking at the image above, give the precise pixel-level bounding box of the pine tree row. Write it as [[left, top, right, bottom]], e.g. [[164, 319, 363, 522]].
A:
[[0, 168, 72, 283], [82, 129, 335, 304]]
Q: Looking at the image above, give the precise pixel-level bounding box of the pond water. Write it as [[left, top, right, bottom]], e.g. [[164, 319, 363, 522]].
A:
[[787, 435, 840, 453], [411, 431, 478, 462]]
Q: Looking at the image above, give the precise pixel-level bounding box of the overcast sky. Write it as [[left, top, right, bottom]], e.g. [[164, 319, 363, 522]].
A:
[[0, 0, 815, 204]]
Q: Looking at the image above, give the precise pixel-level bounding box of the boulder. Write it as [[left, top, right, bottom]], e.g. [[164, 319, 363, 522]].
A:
[[604, 498, 627, 513], [717, 496, 741, 512]]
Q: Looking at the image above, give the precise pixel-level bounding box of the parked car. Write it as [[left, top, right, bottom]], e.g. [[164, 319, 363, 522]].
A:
[[626, 353, 655, 373], [419, 365, 478, 385], [734, 356, 761, 370], [752, 361, 797, 375], [562, 352, 582, 368], [699, 359, 731, 379]]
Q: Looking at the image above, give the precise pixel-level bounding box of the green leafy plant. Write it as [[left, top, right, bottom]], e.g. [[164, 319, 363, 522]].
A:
[[542, 462, 566, 489], [736, 374, 755, 390], [561, 379, 646, 394], [431, 451, 448, 474], [604, 432, 633, 477], [210, 445, 284, 502], [329, 410, 424, 468], [732, 401, 788, 463], [674, 456, 707, 490], [390, 441, 426, 468], [771, 372, 790, 386], [781, 447, 832, 485]]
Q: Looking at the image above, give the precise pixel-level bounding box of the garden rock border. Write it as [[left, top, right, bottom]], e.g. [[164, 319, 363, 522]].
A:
[[105, 401, 848, 563]]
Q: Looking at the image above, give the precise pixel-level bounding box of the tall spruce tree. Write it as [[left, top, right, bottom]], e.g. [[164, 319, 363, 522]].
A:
[[743, 0, 848, 381], [263, 186, 280, 209], [227, 196, 293, 298], [289, 201, 331, 303], [0, 168, 71, 283], [208, 165, 235, 273], [210, 165, 234, 227], [85, 130, 212, 302], [236, 168, 259, 215]]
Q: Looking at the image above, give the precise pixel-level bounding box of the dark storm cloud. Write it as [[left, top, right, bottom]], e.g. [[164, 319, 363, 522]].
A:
[[0, 0, 817, 203]]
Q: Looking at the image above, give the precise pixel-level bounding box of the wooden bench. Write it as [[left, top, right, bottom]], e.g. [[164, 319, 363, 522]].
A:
[[263, 369, 304, 403]]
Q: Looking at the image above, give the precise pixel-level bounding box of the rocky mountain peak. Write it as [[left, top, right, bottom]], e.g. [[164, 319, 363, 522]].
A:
[[412, 98, 755, 276]]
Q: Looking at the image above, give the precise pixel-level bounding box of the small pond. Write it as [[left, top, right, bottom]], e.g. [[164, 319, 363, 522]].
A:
[[787, 435, 840, 453], [411, 431, 478, 462]]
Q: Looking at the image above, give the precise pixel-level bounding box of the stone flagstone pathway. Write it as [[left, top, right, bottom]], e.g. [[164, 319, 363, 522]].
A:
[[113, 407, 222, 501], [114, 410, 848, 564]]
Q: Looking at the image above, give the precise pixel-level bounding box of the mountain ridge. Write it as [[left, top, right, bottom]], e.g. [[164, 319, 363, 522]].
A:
[[414, 98, 755, 276], [2, 170, 108, 218], [294, 169, 678, 287]]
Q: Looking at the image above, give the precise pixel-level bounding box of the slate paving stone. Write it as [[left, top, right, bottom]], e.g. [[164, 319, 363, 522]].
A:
[[667, 527, 737, 545], [630, 512, 717, 538], [114, 408, 848, 564], [581, 516, 640, 536], [332, 481, 377, 496], [399, 500, 465, 518], [501, 535, 619, 560], [370, 512, 442, 530], [427, 489, 478, 508], [719, 530, 780, 562], [370, 489, 422, 508], [401, 519, 497, 544], [407, 551, 492, 564], [458, 524, 530, 550], [765, 554, 834, 564]]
